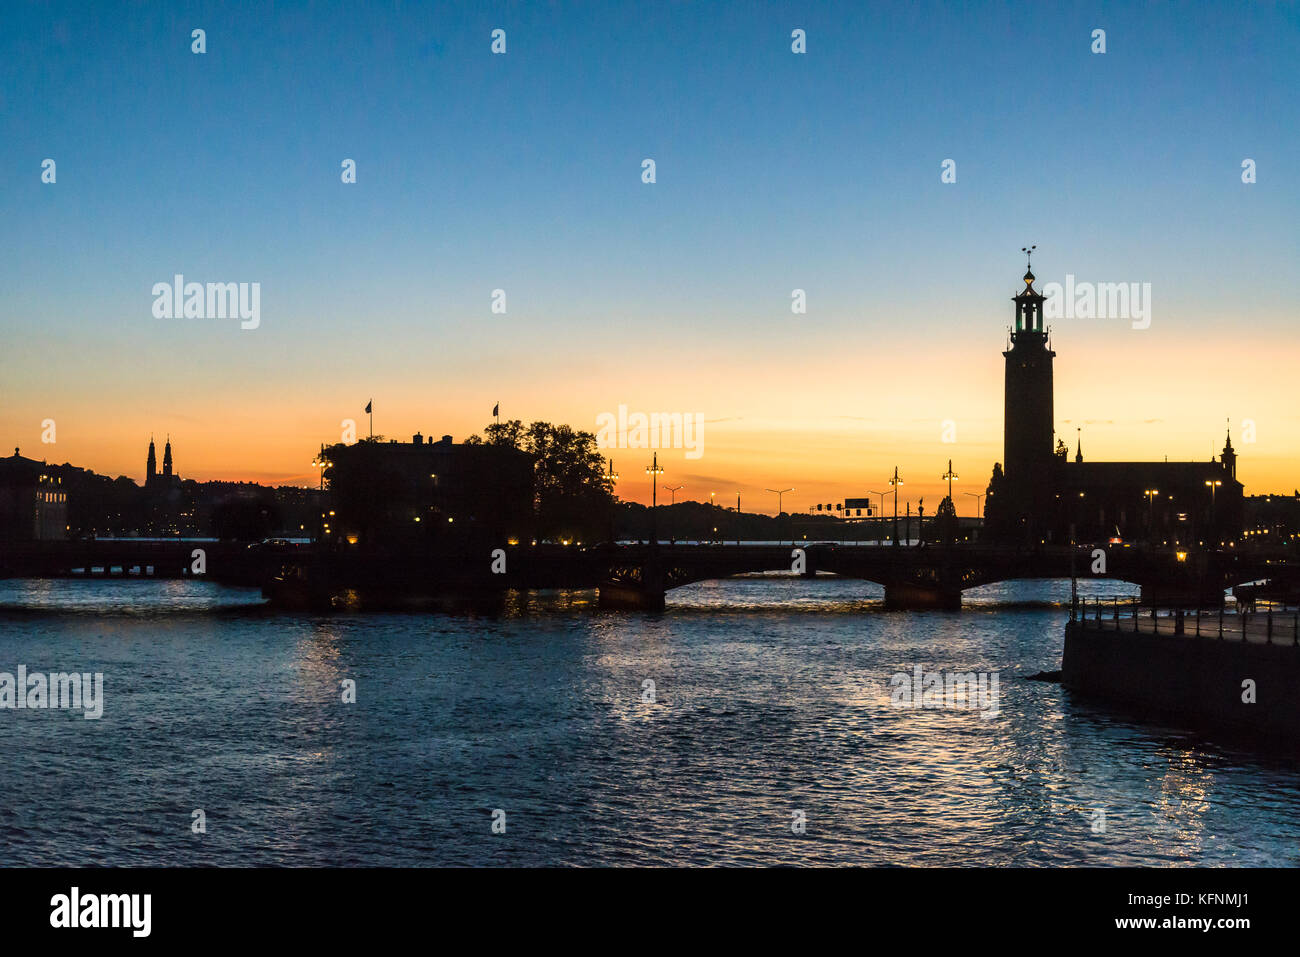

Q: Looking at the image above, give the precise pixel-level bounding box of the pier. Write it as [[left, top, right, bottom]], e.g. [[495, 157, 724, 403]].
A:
[[1069, 595, 1300, 644], [1063, 596, 1300, 751]]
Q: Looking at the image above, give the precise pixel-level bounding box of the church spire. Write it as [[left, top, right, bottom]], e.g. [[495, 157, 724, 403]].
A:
[[163, 435, 173, 478], [146, 435, 157, 481], [1221, 420, 1236, 479], [1075, 427, 1083, 463]]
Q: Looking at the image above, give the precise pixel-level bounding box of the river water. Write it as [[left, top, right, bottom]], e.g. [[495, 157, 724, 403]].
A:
[[0, 575, 1296, 866]]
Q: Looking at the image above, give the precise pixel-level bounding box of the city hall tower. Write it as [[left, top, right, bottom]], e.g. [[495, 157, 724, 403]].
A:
[[1003, 251, 1056, 533]]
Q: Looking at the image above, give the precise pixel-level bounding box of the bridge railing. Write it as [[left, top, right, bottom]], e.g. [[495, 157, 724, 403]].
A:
[[1072, 595, 1300, 646]]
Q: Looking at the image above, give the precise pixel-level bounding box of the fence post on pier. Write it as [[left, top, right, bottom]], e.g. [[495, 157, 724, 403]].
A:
[[1195, 606, 1200, 637], [1267, 608, 1273, 644], [1133, 598, 1139, 633], [1113, 597, 1119, 623], [1219, 604, 1224, 639]]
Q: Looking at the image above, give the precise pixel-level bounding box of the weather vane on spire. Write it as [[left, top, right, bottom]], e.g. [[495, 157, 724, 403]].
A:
[[1021, 245, 1037, 269]]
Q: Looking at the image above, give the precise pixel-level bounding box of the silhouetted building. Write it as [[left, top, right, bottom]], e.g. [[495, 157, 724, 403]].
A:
[[1001, 265, 1060, 540], [993, 259, 1242, 544], [1242, 492, 1300, 546], [145, 435, 180, 491], [140, 434, 185, 534], [322, 433, 534, 547], [0, 448, 68, 541], [1058, 430, 1243, 545]]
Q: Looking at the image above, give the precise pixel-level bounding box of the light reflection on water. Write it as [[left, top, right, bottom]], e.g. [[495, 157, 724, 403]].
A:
[[0, 575, 1295, 866]]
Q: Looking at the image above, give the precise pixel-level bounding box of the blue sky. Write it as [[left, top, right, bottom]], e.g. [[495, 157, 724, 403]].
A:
[[2, 1, 1297, 500]]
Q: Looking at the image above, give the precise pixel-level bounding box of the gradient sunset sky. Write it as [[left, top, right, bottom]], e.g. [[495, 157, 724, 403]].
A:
[[2, 1, 1297, 514]]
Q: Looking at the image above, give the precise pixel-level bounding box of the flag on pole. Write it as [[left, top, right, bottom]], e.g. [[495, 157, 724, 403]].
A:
[[365, 400, 372, 414], [492, 403, 499, 417]]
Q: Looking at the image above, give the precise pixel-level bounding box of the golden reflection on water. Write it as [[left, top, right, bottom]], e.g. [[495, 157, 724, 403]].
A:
[[1148, 745, 1213, 857], [291, 620, 347, 721]]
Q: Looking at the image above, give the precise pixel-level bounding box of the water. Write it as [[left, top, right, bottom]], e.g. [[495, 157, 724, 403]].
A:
[[0, 575, 1296, 866]]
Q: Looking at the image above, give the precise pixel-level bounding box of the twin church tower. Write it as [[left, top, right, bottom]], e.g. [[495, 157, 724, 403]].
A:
[[144, 436, 179, 489]]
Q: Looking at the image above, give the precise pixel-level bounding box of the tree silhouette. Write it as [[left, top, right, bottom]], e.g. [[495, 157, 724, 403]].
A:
[[467, 420, 614, 542], [982, 462, 1010, 541], [932, 495, 959, 543]]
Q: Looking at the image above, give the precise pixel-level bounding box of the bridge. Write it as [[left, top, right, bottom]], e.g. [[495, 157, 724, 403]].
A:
[[584, 541, 1298, 610], [4, 538, 1297, 611]]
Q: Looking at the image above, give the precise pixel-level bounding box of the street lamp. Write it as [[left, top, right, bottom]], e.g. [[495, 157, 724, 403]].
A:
[[869, 490, 888, 544], [646, 452, 664, 544], [941, 460, 959, 500], [310, 444, 330, 543], [1144, 488, 1159, 542], [765, 487, 793, 515], [310, 444, 329, 492], [605, 459, 619, 543], [645, 452, 664, 505], [766, 487, 793, 545], [963, 491, 984, 519], [888, 467, 904, 546], [662, 485, 683, 543], [1205, 479, 1222, 537]]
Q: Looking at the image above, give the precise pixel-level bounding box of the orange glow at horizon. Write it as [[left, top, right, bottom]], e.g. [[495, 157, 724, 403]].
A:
[[3, 326, 1296, 518]]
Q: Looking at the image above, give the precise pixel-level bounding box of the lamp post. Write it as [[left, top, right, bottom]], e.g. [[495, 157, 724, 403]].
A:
[[310, 444, 329, 544], [1205, 479, 1222, 540], [869, 490, 888, 544], [606, 459, 619, 544], [736, 491, 741, 546], [963, 491, 984, 519], [765, 487, 793, 516], [941, 460, 959, 500], [766, 487, 793, 545], [1144, 488, 1159, 543], [311, 444, 328, 492], [646, 452, 664, 544], [662, 485, 683, 543], [888, 467, 903, 546]]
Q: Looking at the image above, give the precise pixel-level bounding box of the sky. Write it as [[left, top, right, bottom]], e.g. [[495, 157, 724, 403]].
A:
[[2, 0, 1298, 515]]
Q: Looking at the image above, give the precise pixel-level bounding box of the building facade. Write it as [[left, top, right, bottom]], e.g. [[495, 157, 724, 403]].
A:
[[322, 433, 535, 548], [0, 448, 69, 541], [994, 261, 1242, 545]]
